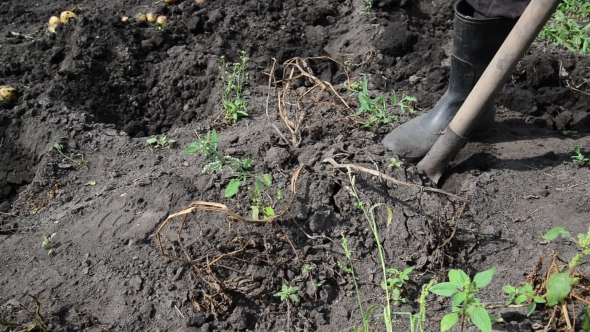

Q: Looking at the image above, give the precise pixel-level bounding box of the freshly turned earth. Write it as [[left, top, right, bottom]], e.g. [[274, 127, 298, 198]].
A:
[[1, 0, 589, 331]]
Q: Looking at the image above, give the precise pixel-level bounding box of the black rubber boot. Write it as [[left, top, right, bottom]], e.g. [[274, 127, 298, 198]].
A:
[[382, 0, 516, 160]]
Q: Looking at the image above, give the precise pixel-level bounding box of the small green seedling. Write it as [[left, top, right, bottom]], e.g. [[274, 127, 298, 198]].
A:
[[388, 157, 403, 169], [391, 90, 419, 115], [42, 232, 57, 255], [301, 264, 322, 291], [356, 77, 398, 128], [49, 143, 88, 166], [540, 226, 590, 306], [571, 146, 588, 163], [391, 280, 435, 332], [274, 284, 299, 303], [224, 159, 252, 197], [382, 267, 414, 305], [22, 84, 31, 90], [502, 282, 546, 316], [361, 0, 372, 13], [347, 80, 363, 95], [42, 233, 56, 248], [182, 130, 219, 161], [249, 174, 280, 219], [182, 130, 252, 197], [220, 52, 249, 122], [154, 23, 167, 32], [274, 284, 299, 330], [302, 264, 315, 276], [356, 77, 419, 128], [146, 136, 175, 148], [430, 268, 496, 332]]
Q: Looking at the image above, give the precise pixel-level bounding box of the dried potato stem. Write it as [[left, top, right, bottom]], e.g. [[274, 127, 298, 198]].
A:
[[268, 56, 365, 148], [155, 165, 304, 265], [322, 157, 467, 202]]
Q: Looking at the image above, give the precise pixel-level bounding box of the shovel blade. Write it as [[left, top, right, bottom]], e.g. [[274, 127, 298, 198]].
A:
[[417, 127, 469, 184]]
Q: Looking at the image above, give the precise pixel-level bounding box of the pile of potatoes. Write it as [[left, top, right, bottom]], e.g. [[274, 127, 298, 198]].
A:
[[133, 12, 168, 25], [48, 11, 77, 33], [122, 0, 211, 22]]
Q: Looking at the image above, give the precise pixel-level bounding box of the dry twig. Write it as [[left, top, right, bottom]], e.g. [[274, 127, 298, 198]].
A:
[[322, 157, 467, 202]]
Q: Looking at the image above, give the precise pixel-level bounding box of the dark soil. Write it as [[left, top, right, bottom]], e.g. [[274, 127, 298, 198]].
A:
[[1, 0, 590, 331]]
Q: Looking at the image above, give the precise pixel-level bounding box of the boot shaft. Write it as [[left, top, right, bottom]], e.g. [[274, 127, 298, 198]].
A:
[[450, 1, 517, 92]]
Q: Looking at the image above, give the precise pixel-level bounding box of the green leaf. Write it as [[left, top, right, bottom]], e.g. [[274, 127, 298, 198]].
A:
[[289, 294, 298, 302], [473, 268, 495, 289], [452, 292, 466, 309], [533, 295, 546, 303], [255, 177, 263, 195], [515, 294, 528, 305], [502, 285, 516, 295], [470, 307, 492, 332], [526, 302, 536, 317], [430, 282, 458, 297], [87, 181, 96, 186], [542, 227, 571, 241], [523, 282, 533, 293], [387, 207, 393, 226], [402, 266, 414, 276], [181, 142, 199, 154], [263, 174, 272, 186], [211, 129, 218, 145], [263, 206, 275, 217], [489, 314, 503, 323], [277, 188, 283, 200], [273, 291, 284, 299], [440, 312, 459, 332], [358, 93, 372, 114], [225, 178, 241, 198], [251, 206, 259, 220], [546, 272, 572, 306], [146, 138, 158, 145], [449, 269, 469, 290], [242, 158, 252, 169], [364, 304, 377, 322]]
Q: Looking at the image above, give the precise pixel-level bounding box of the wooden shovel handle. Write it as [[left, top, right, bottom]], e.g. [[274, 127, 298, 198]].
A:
[[449, 0, 561, 137]]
